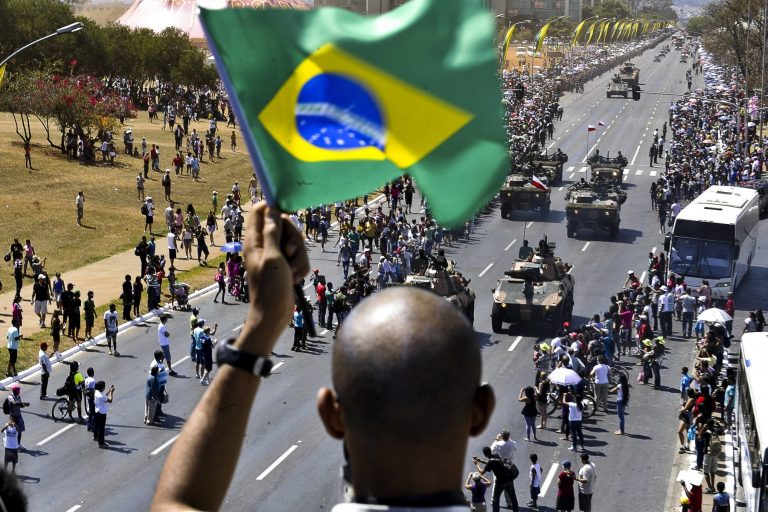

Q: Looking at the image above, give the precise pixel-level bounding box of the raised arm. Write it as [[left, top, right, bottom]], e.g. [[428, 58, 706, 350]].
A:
[[152, 204, 308, 511]]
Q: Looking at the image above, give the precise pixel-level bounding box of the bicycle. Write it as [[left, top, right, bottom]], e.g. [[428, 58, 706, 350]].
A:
[[546, 387, 597, 418], [51, 396, 76, 421]]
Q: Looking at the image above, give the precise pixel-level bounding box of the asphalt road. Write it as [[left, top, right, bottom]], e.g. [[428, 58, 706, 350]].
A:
[[12, 43, 764, 512]]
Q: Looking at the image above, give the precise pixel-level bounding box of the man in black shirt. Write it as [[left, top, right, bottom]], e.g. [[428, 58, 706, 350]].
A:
[[474, 446, 519, 512], [31, 275, 51, 328], [121, 275, 133, 322]]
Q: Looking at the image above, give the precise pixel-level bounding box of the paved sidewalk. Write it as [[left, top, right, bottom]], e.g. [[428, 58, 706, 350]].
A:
[[0, 205, 245, 338]]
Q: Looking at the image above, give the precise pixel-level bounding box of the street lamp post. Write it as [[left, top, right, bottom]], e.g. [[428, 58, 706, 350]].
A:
[[0, 22, 84, 69], [499, 19, 531, 70]]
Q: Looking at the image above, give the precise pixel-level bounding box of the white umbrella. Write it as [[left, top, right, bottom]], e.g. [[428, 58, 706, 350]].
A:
[[698, 307, 732, 323], [547, 367, 582, 386]]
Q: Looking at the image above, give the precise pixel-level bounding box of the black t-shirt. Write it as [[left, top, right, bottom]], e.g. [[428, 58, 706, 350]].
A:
[[485, 457, 512, 483], [33, 282, 49, 301], [10, 242, 22, 261]]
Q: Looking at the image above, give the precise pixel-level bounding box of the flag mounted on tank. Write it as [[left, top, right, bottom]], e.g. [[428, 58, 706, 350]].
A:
[[198, 0, 506, 228], [531, 175, 549, 191]]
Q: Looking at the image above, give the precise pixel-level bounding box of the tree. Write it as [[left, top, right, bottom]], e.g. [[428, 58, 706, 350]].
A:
[[686, 16, 708, 36], [593, 0, 630, 21]]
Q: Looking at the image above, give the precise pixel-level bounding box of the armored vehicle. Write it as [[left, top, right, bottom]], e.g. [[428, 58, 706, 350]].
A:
[[404, 266, 476, 324], [499, 173, 551, 218], [618, 62, 640, 87], [588, 154, 627, 186], [490, 238, 575, 335], [532, 150, 568, 185], [564, 180, 624, 238], [607, 75, 630, 98]]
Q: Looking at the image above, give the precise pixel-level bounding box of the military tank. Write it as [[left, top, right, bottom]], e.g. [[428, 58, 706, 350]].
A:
[[564, 179, 625, 238], [404, 265, 476, 324], [490, 238, 575, 335], [607, 75, 630, 98], [618, 62, 640, 87], [499, 170, 551, 219], [532, 150, 568, 185]]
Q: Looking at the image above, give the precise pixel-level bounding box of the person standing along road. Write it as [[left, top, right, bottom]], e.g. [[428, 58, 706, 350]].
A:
[[157, 316, 177, 376], [162, 170, 172, 203], [150, 351, 170, 423], [2, 417, 19, 474], [84, 368, 96, 431], [132, 276, 143, 317], [528, 453, 542, 509], [519, 387, 538, 441], [136, 236, 149, 277], [92, 381, 115, 448], [167, 230, 178, 268], [83, 291, 95, 341], [464, 472, 491, 512], [38, 343, 52, 399], [5, 385, 28, 450], [556, 460, 576, 512], [199, 326, 218, 386], [474, 445, 519, 512], [75, 191, 85, 226], [30, 275, 50, 328], [680, 290, 696, 338], [610, 374, 630, 435], [6, 320, 20, 378], [589, 356, 610, 413], [565, 393, 584, 452], [145, 366, 161, 425], [213, 263, 227, 304], [143, 197, 155, 234], [291, 306, 304, 352], [576, 454, 596, 512], [724, 292, 735, 335], [316, 278, 327, 328], [104, 304, 119, 356], [121, 275, 133, 322], [50, 311, 62, 360]]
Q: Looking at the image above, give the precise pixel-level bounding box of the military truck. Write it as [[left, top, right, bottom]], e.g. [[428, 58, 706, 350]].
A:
[[499, 172, 551, 218], [607, 75, 630, 98], [490, 238, 575, 335], [404, 266, 476, 324], [588, 154, 627, 186], [532, 150, 568, 185], [564, 180, 624, 238], [618, 62, 640, 87]]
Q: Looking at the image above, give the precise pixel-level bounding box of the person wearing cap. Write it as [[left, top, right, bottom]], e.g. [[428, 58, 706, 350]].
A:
[[658, 285, 674, 338], [474, 444, 519, 512], [38, 343, 52, 399], [623, 270, 640, 290], [30, 274, 51, 328], [2, 416, 20, 473], [556, 460, 576, 511], [5, 385, 29, 450], [464, 470, 491, 512], [575, 454, 596, 512]]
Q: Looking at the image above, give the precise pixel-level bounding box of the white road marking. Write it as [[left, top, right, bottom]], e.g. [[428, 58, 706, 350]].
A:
[[478, 263, 494, 278], [232, 323, 244, 332], [256, 444, 300, 481], [623, 169, 629, 176], [37, 423, 77, 446], [65, 506, 82, 512], [176, 355, 191, 366], [320, 329, 329, 336], [547, 141, 557, 149], [567, 264, 574, 274], [581, 241, 591, 252], [504, 239, 518, 252], [640, 271, 647, 283], [636, 169, 643, 176], [558, 187, 564, 191], [650, 170, 658, 177], [303, 284, 312, 290], [151, 434, 181, 456], [508, 336, 522, 352], [540, 462, 560, 497], [578, 166, 588, 173], [569, 173, 575, 179], [651, 246, 657, 254], [526, 221, 534, 228], [271, 362, 284, 373], [630, 144, 642, 165], [565, 166, 575, 174]]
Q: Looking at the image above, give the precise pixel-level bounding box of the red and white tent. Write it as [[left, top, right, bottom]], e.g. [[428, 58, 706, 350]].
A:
[[117, 0, 309, 41]]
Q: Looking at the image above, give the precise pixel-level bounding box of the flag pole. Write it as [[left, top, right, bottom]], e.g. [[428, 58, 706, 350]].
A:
[[199, 14, 317, 338]]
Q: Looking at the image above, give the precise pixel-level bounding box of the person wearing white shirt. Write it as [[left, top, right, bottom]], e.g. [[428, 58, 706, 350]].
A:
[[157, 315, 177, 376], [528, 453, 542, 509], [38, 342, 53, 399], [93, 381, 115, 448], [590, 356, 610, 413], [167, 231, 177, 265], [490, 430, 518, 510], [576, 454, 596, 512]]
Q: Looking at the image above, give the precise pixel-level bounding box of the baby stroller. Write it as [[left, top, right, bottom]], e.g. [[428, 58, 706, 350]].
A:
[[171, 282, 191, 310]]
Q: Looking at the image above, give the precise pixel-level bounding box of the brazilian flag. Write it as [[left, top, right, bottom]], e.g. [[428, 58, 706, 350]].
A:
[[199, 0, 506, 227]]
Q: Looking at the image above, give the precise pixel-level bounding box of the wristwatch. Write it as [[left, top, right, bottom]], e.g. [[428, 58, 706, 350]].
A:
[[216, 337, 273, 377]]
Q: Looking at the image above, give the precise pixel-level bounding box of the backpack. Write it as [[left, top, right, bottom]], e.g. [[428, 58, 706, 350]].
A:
[[141, 203, 148, 215], [64, 374, 75, 396], [1, 398, 9, 415], [498, 457, 519, 480]]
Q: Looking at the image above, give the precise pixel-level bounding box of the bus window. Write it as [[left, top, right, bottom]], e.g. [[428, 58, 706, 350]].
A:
[[670, 238, 733, 279]]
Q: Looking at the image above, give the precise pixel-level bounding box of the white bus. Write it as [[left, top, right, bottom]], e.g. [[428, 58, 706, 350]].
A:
[[665, 186, 759, 304], [736, 332, 768, 511]]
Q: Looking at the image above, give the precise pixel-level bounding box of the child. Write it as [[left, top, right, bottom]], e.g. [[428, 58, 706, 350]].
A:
[[2, 417, 19, 473], [529, 453, 542, 509]]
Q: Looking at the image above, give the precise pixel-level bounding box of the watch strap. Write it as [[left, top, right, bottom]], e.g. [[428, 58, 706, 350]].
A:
[[217, 337, 273, 377]]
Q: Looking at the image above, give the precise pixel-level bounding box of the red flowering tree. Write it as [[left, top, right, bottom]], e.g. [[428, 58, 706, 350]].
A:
[[28, 74, 134, 153]]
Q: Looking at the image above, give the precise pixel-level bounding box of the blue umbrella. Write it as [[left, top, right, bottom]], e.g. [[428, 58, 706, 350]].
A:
[[220, 241, 243, 253]]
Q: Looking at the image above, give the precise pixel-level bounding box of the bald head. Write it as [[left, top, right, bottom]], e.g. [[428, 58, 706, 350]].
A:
[[332, 287, 481, 445]]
